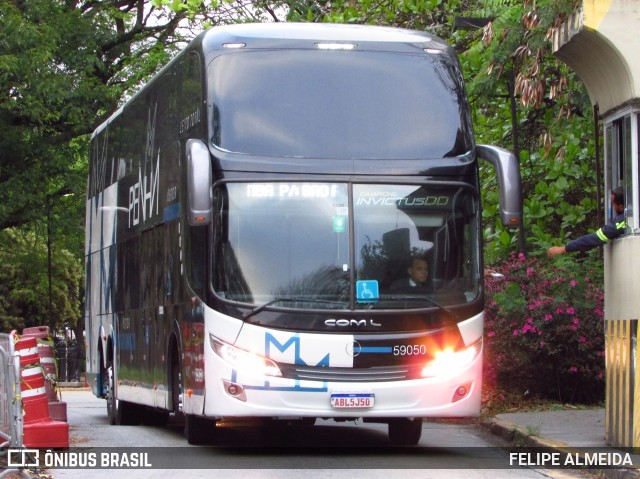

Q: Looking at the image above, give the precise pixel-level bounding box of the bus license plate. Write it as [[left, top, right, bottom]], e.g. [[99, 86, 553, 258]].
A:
[[330, 393, 374, 409]]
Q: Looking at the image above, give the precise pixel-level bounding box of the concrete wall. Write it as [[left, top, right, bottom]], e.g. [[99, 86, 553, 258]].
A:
[[552, 0, 640, 116]]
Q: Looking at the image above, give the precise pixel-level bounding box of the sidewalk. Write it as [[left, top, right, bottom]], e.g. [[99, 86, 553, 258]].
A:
[[483, 408, 640, 477]]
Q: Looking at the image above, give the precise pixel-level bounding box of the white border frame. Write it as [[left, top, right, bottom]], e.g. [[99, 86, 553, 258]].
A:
[[603, 107, 639, 233]]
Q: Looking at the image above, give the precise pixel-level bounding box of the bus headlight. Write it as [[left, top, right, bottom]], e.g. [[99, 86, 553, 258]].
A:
[[420, 340, 481, 378], [210, 335, 282, 377]]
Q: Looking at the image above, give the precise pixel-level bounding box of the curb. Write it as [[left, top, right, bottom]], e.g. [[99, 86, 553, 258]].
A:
[[58, 382, 87, 388], [482, 417, 640, 479], [481, 417, 567, 449]]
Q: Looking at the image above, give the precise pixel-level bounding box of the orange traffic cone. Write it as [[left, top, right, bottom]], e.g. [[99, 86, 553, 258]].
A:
[[15, 335, 69, 448], [22, 326, 67, 422]]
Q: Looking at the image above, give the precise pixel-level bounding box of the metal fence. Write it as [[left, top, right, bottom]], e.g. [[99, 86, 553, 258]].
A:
[[0, 332, 31, 479]]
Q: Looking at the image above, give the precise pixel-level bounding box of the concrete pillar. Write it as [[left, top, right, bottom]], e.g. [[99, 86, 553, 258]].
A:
[[552, 0, 640, 447]]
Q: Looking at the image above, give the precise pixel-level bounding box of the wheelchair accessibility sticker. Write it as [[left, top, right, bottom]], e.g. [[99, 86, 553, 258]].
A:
[[356, 280, 379, 303]]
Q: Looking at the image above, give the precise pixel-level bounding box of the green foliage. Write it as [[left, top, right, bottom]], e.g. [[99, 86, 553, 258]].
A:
[[484, 253, 605, 404], [281, 0, 463, 35], [0, 0, 263, 331], [0, 229, 83, 334], [456, 0, 600, 261]]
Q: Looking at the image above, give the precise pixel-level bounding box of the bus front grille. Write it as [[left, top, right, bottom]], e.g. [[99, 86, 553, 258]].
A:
[[277, 364, 423, 382]]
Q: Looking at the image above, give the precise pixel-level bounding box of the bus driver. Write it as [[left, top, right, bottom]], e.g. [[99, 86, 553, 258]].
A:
[[390, 256, 432, 293]]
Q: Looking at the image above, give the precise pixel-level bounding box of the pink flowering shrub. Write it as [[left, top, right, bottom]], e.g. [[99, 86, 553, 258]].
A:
[[484, 253, 605, 403]]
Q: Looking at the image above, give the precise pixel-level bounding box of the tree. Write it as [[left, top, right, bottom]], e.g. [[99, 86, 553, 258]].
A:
[[0, 0, 272, 235], [0, 0, 266, 332], [0, 228, 83, 333], [454, 0, 599, 261]]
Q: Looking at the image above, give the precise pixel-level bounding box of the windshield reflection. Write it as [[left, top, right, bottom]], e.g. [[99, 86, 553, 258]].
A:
[[354, 184, 479, 309], [212, 183, 479, 312]]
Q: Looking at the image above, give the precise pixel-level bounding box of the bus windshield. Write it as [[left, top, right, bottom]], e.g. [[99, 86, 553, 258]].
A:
[[212, 183, 480, 311], [209, 50, 473, 159]]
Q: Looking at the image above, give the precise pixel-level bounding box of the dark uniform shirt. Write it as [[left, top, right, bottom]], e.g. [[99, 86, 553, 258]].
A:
[[565, 213, 626, 253]]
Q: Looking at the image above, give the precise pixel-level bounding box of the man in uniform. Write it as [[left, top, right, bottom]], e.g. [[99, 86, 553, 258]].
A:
[[547, 187, 626, 257]]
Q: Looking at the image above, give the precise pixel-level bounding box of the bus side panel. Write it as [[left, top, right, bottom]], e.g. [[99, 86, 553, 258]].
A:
[[157, 212, 181, 410], [177, 302, 205, 415], [84, 182, 119, 397], [153, 142, 181, 410], [86, 45, 205, 409]]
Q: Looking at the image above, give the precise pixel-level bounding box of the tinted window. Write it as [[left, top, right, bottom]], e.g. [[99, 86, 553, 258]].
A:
[[213, 183, 350, 306], [209, 50, 472, 159], [353, 184, 480, 309], [212, 182, 479, 311]]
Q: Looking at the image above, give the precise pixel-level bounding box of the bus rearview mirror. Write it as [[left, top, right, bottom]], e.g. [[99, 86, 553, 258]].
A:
[[186, 139, 212, 226], [476, 144, 523, 229]]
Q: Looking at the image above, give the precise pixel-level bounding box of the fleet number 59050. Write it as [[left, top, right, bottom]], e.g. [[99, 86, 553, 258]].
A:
[[393, 345, 427, 356]]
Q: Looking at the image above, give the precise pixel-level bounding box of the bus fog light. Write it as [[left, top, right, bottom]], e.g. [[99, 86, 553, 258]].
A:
[[223, 380, 247, 401], [210, 334, 282, 377], [452, 382, 472, 403]]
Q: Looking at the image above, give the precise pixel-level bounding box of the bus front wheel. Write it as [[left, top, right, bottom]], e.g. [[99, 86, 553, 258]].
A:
[[388, 418, 423, 446], [185, 414, 216, 445]]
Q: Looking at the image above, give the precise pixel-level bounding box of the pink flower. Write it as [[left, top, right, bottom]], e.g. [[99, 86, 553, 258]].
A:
[[572, 318, 580, 325], [518, 252, 526, 261], [526, 267, 534, 276], [544, 314, 553, 321], [570, 280, 577, 287], [567, 307, 575, 315], [540, 341, 546, 347], [569, 366, 578, 373], [487, 331, 496, 337], [513, 330, 519, 336], [555, 307, 564, 314], [579, 336, 587, 343]]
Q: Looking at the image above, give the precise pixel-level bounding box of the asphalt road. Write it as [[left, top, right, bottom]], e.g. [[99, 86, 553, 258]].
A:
[[42, 389, 587, 479]]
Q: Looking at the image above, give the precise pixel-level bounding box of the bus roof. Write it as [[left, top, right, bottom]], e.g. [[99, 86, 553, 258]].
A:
[[92, 23, 454, 139], [201, 22, 449, 53]]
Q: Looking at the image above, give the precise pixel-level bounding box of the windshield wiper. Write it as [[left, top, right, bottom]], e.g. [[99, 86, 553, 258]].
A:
[[243, 297, 348, 321], [379, 295, 457, 321]]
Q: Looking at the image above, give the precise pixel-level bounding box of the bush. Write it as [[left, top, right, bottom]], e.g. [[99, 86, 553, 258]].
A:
[[484, 253, 605, 404]]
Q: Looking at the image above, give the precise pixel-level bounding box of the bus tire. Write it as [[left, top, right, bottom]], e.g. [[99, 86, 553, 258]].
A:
[[185, 414, 215, 445], [106, 362, 117, 425], [106, 361, 140, 426], [117, 400, 141, 425], [388, 418, 423, 446], [170, 345, 182, 415], [142, 408, 170, 427]]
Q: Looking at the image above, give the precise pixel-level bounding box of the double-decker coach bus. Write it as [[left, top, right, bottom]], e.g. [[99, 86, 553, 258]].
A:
[[85, 22, 521, 445]]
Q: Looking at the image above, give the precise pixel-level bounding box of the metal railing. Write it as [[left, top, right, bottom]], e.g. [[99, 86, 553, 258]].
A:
[[0, 332, 31, 479]]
